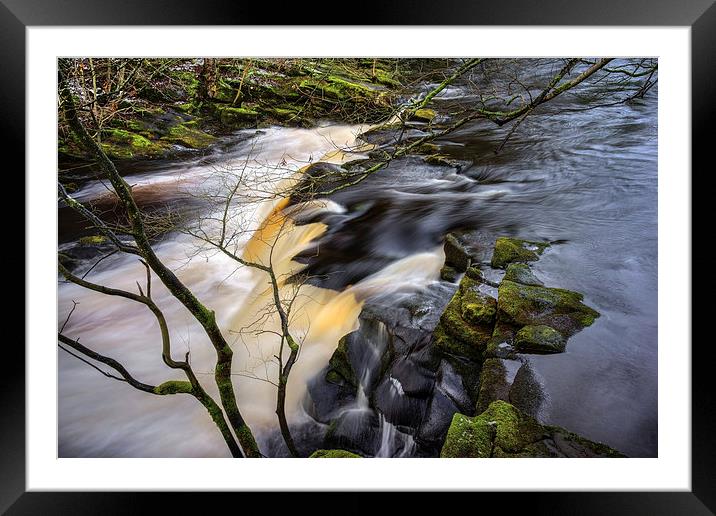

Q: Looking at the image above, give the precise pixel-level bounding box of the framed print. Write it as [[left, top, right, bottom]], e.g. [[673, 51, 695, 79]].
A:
[[5, 0, 715, 512]]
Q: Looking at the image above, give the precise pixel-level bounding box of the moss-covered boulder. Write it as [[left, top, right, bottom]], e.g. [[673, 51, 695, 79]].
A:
[[497, 280, 599, 336], [491, 237, 549, 269], [100, 128, 168, 159], [440, 400, 624, 458], [475, 358, 513, 414], [433, 276, 495, 360], [514, 325, 566, 354], [326, 335, 358, 388], [503, 263, 544, 286], [309, 449, 362, 458], [410, 108, 437, 122], [160, 122, 216, 149], [444, 233, 472, 272], [440, 264, 459, 282], [214, 105, 259, 128]]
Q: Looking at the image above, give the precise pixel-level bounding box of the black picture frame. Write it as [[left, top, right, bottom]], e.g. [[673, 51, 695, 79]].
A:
[[5, 0, 714, 513]]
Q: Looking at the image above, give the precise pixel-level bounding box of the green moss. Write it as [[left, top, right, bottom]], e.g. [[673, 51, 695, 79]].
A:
[[440, 412, 494, 457], [309, 449, 362, 458], [491, 237, 549, 269], [440, 265, 459, 282], [460, 278, 497, 326], [433, 275, 498, 360], [514, 324, 566, 354], [497, 280, 599, 336], [100, 128, 167, 159], [440, 400, 545, 457], [153, 380, 193, 395], [411, 108, 437, 122], [214, 105, 259, 128], [475, 358, 511, 414], [503, 263, 544, 286], [326, 335, 357, 387], [161, 122, 216, 149], [78, 235, 107, 245], [373, 69, 401, 88]]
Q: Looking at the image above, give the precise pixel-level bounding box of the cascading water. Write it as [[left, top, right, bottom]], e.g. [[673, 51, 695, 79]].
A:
[[58, 123, 442, 457]]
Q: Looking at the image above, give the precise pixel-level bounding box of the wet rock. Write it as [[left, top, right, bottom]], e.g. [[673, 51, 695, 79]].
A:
[[491, 237, 550, 269], [475, 357, 521, 414], [324, 409, 381, 457], [496, 280, 599, 337], [305, 369, 357, 424], [387, 358, 435, 398], [326, 335, 358, 388], [514, 325, 566, 354], [372, 380, 428, 428], [309, 449, 362, 458], [444, 233, 471, 271], [440, 400, 624, 458], [416, 385, 461, 450], [440, 264, 459, 282], [433, 276, 495, 360], [508, 361, 546, 418], [410, 108, 437, 122], [503, 263, 544, 286]]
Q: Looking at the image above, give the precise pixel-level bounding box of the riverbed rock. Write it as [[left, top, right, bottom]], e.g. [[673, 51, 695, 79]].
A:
[[496, 280, 599, 337], [503, 263, 544, 286], [440, 400, 624, 458], [325, 335, 358, 388], [444, 233, 472, 272], [410, 108, 437, 122], [440, 264, 459, 282], [491, 237, 550, 269], [309, 449, 362, 458], [475, 358, 519, 413], [514, 324, 566, 354]]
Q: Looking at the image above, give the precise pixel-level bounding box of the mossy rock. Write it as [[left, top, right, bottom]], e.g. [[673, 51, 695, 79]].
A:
[[309, 449, 362, 458], [497, 280, 599, 336], [503, 263, 544, 286], [444, 233, 471, 272], [372, 69, 401, 88], [514, 325, 566, 354], [440, 264, 459, 282], [160, 122, 216, 149], [433, 276, 495, 360], [440, 400, 543, 457], [326, 335, 358, 388], [410, 108, 437, 122], [491, 237, 549, 269], [440, 400, 624, 458], [214, 105, 259, 128], [100, 128, 168, 159], [424, 154, 460, 168], [78, 235, 108, 246], [475, 358, 512, 414], [485, 321, 517, 358]]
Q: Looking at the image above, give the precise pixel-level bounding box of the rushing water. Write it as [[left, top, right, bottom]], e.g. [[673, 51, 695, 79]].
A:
[[59, 63, 657, 458]]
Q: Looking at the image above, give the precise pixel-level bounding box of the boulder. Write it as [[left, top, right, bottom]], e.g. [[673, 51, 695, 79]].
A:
[[514, 325, 566, 354], [440, 400, 624, 458], [491, 237, 550, 269], [503, 263, 544, 286], [325, 335, 358, 388], [496, 280, 599, 337], [410, 108, 437, 122], [309, 449, 362, 458], [443, 233, 471, 272]]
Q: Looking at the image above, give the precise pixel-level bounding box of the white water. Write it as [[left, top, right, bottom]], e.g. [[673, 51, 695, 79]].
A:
[[58, 124, 442, 457]]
